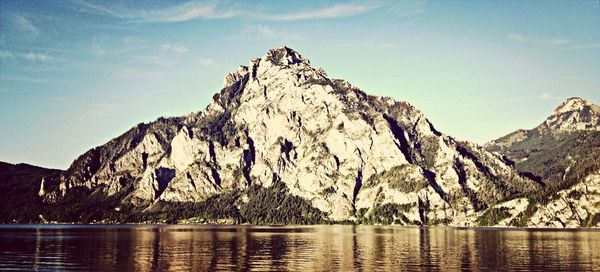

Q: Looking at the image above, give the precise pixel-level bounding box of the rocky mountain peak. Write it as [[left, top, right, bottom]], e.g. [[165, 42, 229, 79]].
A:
[[263, 46, 310, 66], [553, 97, 593, 115], [216, 46, 332, 113], [543, 97, 599, 133], [222, 46, 312, 89]]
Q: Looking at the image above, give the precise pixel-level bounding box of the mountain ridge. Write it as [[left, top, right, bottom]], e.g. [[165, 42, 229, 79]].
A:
[[2, 47, 597, 227]]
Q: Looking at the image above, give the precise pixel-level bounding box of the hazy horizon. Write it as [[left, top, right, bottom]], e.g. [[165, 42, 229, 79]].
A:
[[1, 0, 599, 169]]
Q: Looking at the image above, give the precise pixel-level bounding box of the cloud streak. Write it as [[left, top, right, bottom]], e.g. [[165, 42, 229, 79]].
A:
[[25, 52, 50, 62], [69, 1, 380, 23], [229, 24, 302, 41], [562, 43, 600, 50], [261, 3, 380, 21], [70, 0, 237, 22], [0, 75, 56, 83], [509, 33, 599, 51], [540, 93, 564, 100], [0, 50, 52, 62], [507, 33, 570, 46]]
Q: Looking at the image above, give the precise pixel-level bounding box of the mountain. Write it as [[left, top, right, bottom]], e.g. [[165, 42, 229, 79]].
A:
[[486, 97, 600, 188], [486, 97, 600, 227], [5, 46, 591, 227], [0, 162, 61, 223]]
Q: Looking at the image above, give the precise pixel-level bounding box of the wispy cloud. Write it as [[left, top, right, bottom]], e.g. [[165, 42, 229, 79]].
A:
[[544, 38, 570, 45], [1, 50, 53, 62], [25, 52, 50, 62], [378, 43, 397, 49], [540, 93, 564, 100], [200, 57, 213, 66], [0, 75, 56, 83], [261, 3, 380, 21], [228, 24, 305, 41], [12, 14, 40, 37], [161, 43, 188, 54], [256, 24, 276, 37], [70, 0, 123, 18], [155, 2, 238, 22], [85, 35, 156, 57], [47, 96, 70, 108], [70, 0, 237, 22], [230, 24, 302, 41], [507, 33, 527, 42], [562, 43, 600, 50], [507, 33, 570, 46], [67, 0, 392, 25], [69, 1, 382, 23], [505, 33, 599, 51]]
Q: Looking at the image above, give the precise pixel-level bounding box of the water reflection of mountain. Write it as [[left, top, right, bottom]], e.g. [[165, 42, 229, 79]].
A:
[[1, 225, 597, 271]]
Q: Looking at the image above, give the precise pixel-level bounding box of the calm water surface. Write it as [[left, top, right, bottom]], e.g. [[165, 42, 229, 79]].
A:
[[0, 225, 598, 271]]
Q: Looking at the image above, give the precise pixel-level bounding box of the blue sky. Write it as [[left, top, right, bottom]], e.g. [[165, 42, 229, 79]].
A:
[[1, 0, 599, 169]]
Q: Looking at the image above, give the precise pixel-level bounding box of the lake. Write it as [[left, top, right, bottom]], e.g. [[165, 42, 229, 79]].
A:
[[0, 225, 598, 271]]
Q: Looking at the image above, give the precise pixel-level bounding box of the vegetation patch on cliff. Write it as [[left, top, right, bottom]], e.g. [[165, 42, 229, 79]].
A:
[[112, 182, 325, 224], [357, 202, 416, 225], [477, 206, 512, 226]]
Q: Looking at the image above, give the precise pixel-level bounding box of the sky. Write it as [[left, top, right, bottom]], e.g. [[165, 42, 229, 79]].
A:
[[1, 0, 599, 169]]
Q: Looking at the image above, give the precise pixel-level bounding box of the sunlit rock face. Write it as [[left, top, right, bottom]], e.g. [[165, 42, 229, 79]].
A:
[[41, 47, 546, 225], [546, 97, 600, 132]]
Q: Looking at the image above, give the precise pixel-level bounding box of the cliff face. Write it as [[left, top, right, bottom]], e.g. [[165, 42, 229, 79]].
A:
[[32, 47, 595, 226]]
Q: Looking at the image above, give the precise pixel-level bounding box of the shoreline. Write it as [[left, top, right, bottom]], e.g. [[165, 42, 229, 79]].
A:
[[1, 223, 599, 231]]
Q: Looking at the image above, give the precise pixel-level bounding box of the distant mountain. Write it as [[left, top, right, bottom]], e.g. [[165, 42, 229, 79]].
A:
[[0, 162, 61, 223], [486, 97, 600, 188], [3, 47, 597, 227], [485, 97, 600, 227]]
